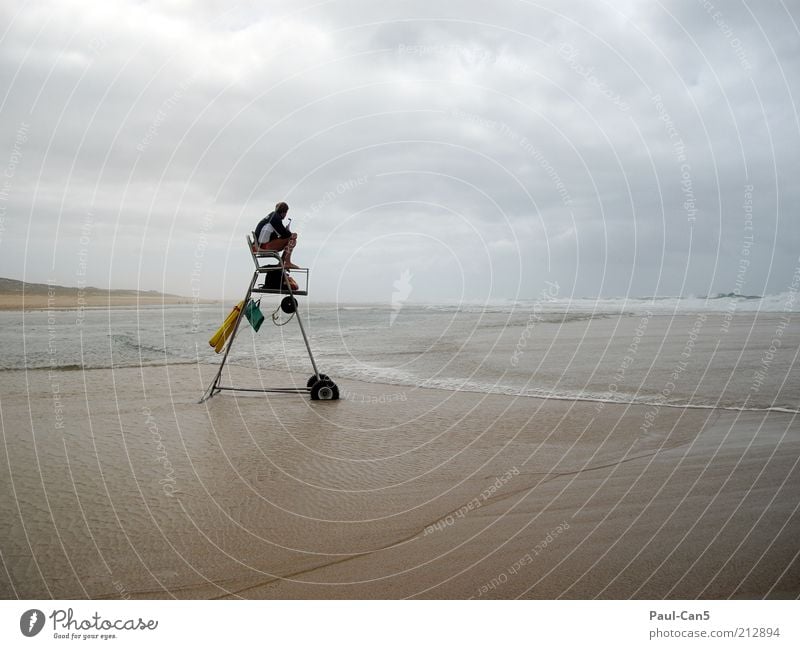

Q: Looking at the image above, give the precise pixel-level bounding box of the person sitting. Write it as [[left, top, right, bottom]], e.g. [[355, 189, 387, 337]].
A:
[[254, 201, 300, 269]]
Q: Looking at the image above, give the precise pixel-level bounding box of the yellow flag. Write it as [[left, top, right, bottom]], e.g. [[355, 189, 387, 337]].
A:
[[209, 301, 244, 353]]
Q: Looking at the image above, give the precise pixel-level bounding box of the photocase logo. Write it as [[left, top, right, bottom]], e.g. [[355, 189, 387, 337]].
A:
[[390, 268, 413, 326], [20, 609, 45, 637]]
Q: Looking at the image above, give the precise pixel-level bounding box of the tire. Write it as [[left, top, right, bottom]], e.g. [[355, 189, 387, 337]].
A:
[[310, 379, 339, 401], [306, 373, 330, 388]]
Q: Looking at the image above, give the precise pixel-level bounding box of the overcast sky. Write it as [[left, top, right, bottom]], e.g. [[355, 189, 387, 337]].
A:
[[1, 0, 798, 303]]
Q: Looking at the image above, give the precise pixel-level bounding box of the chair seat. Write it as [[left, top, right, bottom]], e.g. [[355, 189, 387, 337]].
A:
[[247, 233, 309, 294], [252, 287, 308, 296]]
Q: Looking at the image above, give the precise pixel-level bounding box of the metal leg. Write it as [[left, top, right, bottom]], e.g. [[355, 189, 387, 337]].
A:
[[294, 304, 319, 377], [281, 263, 320, 379], [199, 270, 259, 403]]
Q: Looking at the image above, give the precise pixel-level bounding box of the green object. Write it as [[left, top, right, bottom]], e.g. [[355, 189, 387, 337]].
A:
[[244, 299, 264, 332]]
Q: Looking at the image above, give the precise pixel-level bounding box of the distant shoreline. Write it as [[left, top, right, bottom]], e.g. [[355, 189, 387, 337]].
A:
[[0, 277, 218, 311], [0, 293, 219, 311]]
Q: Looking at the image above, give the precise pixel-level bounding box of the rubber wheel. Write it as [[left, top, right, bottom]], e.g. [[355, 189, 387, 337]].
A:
[[310, 379, 339, 401], [306, 373, 331, 388], [281, 296, 298, 313]]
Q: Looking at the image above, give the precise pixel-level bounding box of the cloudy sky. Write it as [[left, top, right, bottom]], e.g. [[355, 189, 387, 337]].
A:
[[0, 0, 797, 303]]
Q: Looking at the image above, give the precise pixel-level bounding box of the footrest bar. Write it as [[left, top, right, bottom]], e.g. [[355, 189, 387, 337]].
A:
[[215, 385, 310, 393]]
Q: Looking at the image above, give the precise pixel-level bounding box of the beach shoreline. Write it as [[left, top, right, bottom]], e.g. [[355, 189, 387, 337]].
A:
[[0, 294, 219, 311], [1, 362, 797, 599]]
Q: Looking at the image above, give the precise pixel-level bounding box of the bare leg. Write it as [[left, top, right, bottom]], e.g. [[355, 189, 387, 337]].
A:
[[281, 233, 299, 269], [259, 234, 299, 267]]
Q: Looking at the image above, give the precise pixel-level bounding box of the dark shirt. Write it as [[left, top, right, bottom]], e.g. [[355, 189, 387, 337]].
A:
[[255, 211, 291, 243]]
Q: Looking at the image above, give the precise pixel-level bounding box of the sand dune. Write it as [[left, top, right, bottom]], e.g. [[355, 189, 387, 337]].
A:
[[0, 277, 215, 310]]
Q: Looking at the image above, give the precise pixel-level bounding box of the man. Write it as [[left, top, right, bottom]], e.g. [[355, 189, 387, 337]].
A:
[[254, 201, 300, 269]]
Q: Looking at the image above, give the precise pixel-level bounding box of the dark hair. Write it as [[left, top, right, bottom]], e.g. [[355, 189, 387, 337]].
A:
[[275, 201, 289, 215]]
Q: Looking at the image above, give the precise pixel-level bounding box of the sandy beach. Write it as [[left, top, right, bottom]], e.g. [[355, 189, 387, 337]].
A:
[[1, 362, 797, 599]]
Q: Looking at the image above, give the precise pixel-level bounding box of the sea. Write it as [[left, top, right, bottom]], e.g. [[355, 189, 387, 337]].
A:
[[2, 293, 798, 413]]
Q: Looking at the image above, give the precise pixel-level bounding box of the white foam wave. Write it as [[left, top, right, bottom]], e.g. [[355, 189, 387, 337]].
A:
[[317, 364, 800, 415], [417, 292, 799, 315]]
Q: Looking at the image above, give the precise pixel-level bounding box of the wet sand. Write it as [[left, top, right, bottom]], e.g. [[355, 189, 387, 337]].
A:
[[1, 363, 798, 599]]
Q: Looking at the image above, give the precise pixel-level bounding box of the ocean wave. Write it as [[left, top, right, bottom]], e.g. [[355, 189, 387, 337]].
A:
[[108, 332, 172, 357], [0, 358, 201, 371], [338, 305, 381, 311], [416, 292, 799, 314], [308, 365, 800, 415]]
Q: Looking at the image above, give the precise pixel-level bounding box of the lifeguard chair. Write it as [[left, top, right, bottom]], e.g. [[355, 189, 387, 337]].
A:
[[199, 235, 339, 402]]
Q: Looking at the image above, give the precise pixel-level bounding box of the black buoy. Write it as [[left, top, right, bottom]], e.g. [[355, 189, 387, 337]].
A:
[[281, 296, 298, 313]]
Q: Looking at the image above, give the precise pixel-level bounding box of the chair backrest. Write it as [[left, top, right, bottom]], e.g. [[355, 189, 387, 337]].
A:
[[247, 234, 280, 268]]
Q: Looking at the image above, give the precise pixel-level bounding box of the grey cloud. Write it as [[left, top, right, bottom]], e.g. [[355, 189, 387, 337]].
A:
[[1, 0, 797, 302]]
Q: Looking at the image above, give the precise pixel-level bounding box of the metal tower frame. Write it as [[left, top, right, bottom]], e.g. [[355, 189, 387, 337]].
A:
[[199, 235, 338, 402]]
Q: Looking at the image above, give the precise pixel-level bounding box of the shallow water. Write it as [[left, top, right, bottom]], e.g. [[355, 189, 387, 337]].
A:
[[1, 296, 797, 412]]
